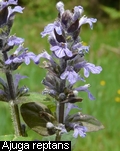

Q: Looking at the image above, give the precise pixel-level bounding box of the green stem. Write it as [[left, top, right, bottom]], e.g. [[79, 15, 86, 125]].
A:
[[3, 52, 22, 136], [55, 131, 61, 141], [9, 101, 22, 136]]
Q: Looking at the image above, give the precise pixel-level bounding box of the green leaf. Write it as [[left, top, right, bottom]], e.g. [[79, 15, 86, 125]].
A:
[[13, 136, 33, 141], [67, 112, 104, 132], [42, 134, 56, 141], [81, 121, 104, 132], [0, 135, 14, 141], [100, 5, 120, 19], [61, 131, 77, 150], [0, 135, 32, 141], [18, 92, 51, 103], [18, 92, 56, 112], [20, 102, 57, 136]]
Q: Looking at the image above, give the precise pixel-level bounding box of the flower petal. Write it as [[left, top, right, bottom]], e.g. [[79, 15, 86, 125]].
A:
[[41, 23, 54, 37], [79, 15, 97, 29]]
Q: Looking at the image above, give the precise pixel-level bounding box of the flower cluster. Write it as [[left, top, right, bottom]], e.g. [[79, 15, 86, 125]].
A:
[[0, 0, 37, 102], [0, 0, 37, 67], [36, 1, 102, 138]]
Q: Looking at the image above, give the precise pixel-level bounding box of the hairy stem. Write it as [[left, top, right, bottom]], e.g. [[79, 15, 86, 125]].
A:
[[3, 52, 22, 136], [9, 101, 22, 136]]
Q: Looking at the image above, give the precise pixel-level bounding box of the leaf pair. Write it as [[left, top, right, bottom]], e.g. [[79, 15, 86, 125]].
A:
[[20, 101, 104, 137]]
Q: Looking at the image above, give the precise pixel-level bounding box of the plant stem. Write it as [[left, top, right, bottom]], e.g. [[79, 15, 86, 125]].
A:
[[55, 131, 61, 141], [9, 101, 22, 136], [58, 102, 65, 123], [56, 103, 65, 141], [3, 52, 22, 136], [58, 78, 66, 124]]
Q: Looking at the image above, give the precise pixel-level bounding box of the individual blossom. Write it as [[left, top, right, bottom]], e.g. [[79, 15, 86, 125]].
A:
[[56, 1, 64, 16], [7, 5, 24, 19], [7, 35, 24, 46], [74, 61, 102, 78], [73, 124, 87, 138], [0, 0, 24, 27], [72, 6, 84, 21], [41, 21, 63, 38], [13, 73, 28, 90], [50, 42, 73, 58], [35, 51, 54, 64], [83, 63, 102, 78], [5, 44, 37, 65], [0, 0, 18, 10], [64, 103, 81, 122], [79, 15, 97, 29], [60, 66, 80, 85], [75, 84, 95, 100], [34, 51, 58, 72], [72, 42, 90, 54]]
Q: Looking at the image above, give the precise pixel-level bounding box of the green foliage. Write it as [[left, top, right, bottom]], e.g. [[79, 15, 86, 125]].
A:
[[19, 92, 56, 112], [20, 101, 56, 136], [19, 0, 57, 20], [0, 135, 14, 141], [100, 5, 120, 19], [0, 135, 32, 141], [67, 112, 104, 132]]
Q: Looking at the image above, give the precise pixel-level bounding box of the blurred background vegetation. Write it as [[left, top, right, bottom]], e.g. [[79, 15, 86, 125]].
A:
[[0, 0, 120, 150]]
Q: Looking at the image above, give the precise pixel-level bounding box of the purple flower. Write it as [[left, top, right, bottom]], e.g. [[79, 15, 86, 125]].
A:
[[8, 35, 24, 46], [79, 15, 97, 29], [75, 84, 95, 100], [41, 23, 54, 37], [41, 21, 62, 37], [0, 0, 18, 10], [51, 42, 72, 58], [60, 66, 80, 84], [83, 63, 102, 78], [78, 45, 89, 54], [72, 42, 90, 53], [0, 0, 24, 28], [7, 6, 24, 19], [64, 103, 81, 122], [74, 61, 102, 78], [56, 1, 64, 16], [35, 51, 54, 64], [0, 0, 24, 18], [14, 74, 28, 90], [5, 45, 37, 65], [72, 6, 83, 21], [73, 124, 87, 138]]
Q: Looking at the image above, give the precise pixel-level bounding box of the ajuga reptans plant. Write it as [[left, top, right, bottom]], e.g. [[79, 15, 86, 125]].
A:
[[0, 0, 104, 144]]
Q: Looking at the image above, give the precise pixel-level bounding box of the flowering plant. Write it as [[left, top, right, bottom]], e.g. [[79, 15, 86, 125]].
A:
[[0, 0, 104, 147]]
